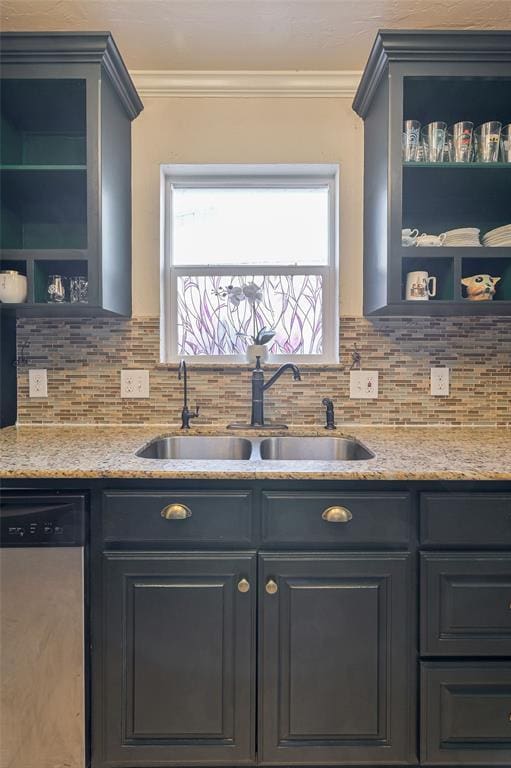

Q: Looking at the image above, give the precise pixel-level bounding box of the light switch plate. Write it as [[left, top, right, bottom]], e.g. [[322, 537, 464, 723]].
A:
[[349, 370, 379, 399], [29, 369, 48, 398], [121, 369, 150, 398], [431, 367, 450, 396]]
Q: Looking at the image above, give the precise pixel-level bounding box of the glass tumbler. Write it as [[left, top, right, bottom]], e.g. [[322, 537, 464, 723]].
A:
[[501, 123, 511, 162], [475, 121, 501, 162], [47, 274, 66, 303], [69, 276, 88, 303], [443, 133, 453, 162], [421, 122, 447, 162], [402, 120, 421, 162], [451, 121, 473, 162]]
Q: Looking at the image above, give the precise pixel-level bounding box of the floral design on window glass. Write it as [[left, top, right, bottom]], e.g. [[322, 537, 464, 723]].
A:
[[177, 274, 323, 356]]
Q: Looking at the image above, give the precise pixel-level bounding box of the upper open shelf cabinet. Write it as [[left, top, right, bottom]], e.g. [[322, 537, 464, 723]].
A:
[[0, 33, 143, 316], [353, 30, 511, 316]]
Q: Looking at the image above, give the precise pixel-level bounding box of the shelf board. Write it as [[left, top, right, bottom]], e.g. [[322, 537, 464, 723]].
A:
[[403, 162, 511, 169], [367, 300, 511, 317], [0, 250, 88, 260], [0, 164, 87, 171], [0, 302, 121, 317], [400, 246, 511, 258]]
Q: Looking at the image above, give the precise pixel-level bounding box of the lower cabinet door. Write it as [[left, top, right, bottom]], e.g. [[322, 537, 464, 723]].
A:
[[421, 662, 511, 765], [94, 552, 256, 766], [258, 553, 415, 765]]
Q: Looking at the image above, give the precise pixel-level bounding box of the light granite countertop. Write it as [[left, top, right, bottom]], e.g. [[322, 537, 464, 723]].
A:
[[1, 424, 510, 481]]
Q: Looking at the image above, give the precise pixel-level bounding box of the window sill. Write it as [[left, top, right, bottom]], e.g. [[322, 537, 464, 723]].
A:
[[156, 361, 342, 371]]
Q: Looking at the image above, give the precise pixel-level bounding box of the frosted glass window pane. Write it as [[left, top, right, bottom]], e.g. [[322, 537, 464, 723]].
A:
[[172, 187, 329, 266], [177, 274, 323, 356]]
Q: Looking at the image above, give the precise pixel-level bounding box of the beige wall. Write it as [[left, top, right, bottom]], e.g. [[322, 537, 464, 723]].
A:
[[131, 96, 364, 317]]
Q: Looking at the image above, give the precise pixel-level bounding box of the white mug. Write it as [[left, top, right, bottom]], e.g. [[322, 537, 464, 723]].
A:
[[406, 271, 437, 301], [416, 233, 446, 247]]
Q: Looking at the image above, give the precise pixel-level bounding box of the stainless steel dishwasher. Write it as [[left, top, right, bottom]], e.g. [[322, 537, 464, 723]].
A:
[[0, 493, 87, 768]]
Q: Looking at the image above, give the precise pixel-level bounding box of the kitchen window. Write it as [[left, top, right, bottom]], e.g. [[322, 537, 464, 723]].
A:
[[161, 164, 339, 363]]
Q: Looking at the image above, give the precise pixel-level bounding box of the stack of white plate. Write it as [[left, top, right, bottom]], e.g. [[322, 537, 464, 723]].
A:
[[443, 228, 481, 247], [482, 224, 511, 247]]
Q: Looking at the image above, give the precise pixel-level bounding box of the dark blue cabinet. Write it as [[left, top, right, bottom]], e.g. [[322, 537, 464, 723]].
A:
[[88, 482, 511, 767], [353, 31, 511, 316], [258, 553, 415, 765], [0, 33, 143, 318], [95, 552, 256, 766]]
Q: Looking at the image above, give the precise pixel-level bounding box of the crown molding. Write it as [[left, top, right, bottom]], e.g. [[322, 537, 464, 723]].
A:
[[130, 69, 362, 98], [1, 32, 143, 119]]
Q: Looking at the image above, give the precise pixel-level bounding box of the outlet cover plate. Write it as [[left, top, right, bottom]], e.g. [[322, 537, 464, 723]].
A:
[[350, 370, 379, 399], [29, 369, 48, 398], [431, 367, 450, 396], [121, 369, 150, 399]]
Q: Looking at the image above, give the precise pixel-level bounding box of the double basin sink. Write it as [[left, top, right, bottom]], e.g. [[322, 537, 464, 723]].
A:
[[137, 435, 374, 462]]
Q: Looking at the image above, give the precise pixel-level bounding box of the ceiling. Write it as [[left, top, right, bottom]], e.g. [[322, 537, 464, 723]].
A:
[[1, 0, 510, 71]]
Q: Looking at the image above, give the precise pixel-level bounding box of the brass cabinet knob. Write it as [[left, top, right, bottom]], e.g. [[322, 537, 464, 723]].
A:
[[160, 503, 192, 520], [322, 505, 353, 523], [266, 579, 278, 595], [237, 578, 250, 593]]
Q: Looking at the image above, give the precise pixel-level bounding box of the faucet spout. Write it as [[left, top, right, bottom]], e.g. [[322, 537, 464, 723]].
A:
[[178, 360, 188, 408], [263, 363, 301, 391]]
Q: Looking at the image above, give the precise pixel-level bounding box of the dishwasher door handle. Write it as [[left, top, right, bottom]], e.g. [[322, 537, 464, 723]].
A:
[[0, 503, 75, 519]]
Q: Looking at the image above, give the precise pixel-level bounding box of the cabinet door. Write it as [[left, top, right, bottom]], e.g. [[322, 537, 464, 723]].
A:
[[421, 662, 511, 765], [259, 553, 415, 765], [421, 553, 511, 656], [95, 552, 256, 766]]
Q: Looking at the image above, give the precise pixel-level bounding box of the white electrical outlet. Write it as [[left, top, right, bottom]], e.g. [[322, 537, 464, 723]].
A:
[[349, 370, 379, 399], [29, 369, 48, 398], [121, 369, 150, 399], [431, 367, 450, 396]]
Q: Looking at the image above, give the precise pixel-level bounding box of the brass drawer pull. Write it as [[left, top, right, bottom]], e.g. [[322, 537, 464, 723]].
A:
[[160, 503, 192, 520], [237, 578, 250, 593], [322, 506, 353, 523], [266, 579, 278, 595]]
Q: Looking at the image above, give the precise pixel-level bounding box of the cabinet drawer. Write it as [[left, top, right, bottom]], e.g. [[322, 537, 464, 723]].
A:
[[421, 662, 511, 766], [261, 492, 411, 547], [421, 554, 511, 656], [103, 491, 253, 545], [421, 493, 511, 548]]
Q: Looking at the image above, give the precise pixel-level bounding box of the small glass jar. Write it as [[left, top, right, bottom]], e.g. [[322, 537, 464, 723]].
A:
[[69, 276, 88, 303], [47, 274, 66, 303]]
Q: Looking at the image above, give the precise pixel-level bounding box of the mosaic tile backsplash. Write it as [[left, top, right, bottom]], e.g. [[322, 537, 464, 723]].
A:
[[16, 316, 511, 426]]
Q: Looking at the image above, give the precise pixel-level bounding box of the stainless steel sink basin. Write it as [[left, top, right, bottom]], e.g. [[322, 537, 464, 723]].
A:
[[259, 436, 374, 461], [136, 436, 252, 460]]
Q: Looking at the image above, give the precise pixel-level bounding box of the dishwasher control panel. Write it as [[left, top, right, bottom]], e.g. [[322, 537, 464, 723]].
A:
[[0, 494, 86, 546]]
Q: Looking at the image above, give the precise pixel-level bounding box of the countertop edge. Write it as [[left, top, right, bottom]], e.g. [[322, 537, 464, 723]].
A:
[[2, 469, 510, 481]]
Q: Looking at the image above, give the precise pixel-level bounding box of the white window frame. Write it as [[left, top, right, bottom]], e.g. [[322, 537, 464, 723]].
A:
[[160, 163, 339, 364]]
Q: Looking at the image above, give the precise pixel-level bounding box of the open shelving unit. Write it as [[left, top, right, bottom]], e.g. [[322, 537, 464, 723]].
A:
[[0, 77, 88, 311], [353, 30, 511, 316], [0, 33, 143, 317]]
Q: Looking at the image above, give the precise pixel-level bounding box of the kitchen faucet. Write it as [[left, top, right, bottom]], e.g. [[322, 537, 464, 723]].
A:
[[178, 361, 199, 429], [248, 356, 301, 428]]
